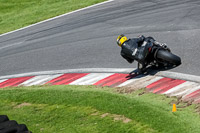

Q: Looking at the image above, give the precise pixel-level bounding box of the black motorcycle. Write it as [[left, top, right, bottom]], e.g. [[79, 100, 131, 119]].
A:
[[137, 39, 181, 73]]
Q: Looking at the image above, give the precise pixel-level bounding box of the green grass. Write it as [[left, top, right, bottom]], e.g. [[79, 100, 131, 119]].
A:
[[0, 85, 200, 133], [0, 0, 107, 34]]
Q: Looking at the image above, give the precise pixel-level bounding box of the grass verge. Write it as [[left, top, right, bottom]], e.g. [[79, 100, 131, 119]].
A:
[[0, 0, 107, 34], [0, 85, 200, 133]]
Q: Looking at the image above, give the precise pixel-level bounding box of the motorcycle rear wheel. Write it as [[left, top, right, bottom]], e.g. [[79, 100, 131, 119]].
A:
[[156, 49, 181, 65]]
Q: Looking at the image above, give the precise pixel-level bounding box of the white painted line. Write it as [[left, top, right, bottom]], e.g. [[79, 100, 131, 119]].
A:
[[173, 87, 198, 97], [194, 97, 200, 103], [118, 75, 151, 87], [20, 74, 62, 86], [0, 0, 114, 37], [29, 74, 62, 86], [0, 68, 133, 80], [164, 81, 193, 94], [20, 75, 49, 86], [168, 82, 199, 96], [144, 76, 163, 87], [69, 73, 114, 85], [182, 85, 200, 98], [118, 76, 163, 90], [156, 71, 200, 83], [0, 79, 7, 83]]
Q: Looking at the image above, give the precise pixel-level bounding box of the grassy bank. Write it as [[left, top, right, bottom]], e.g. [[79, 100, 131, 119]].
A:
[[0, 0, 107, 34], [0, 85, 200, 133]]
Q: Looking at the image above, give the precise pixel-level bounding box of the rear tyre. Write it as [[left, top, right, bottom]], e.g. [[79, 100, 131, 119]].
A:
[[156, 49, 181, 65]]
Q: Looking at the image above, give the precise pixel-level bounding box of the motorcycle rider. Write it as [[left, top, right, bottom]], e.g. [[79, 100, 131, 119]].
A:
[[116, 34, 167, 73]]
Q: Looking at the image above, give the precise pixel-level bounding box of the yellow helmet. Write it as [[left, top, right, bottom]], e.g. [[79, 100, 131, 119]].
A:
[[116, 34, 128, 47]]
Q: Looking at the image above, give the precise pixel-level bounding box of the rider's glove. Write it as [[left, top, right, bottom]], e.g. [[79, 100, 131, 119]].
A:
[[154, 41, 167, 48], [160, 43, 167, 48]]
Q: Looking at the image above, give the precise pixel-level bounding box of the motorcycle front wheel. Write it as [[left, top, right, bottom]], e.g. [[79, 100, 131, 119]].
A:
[[156, 49, 181, 65]]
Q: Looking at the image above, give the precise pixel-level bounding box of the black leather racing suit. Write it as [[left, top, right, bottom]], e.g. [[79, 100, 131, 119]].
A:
[[120, 35, 155, 64]]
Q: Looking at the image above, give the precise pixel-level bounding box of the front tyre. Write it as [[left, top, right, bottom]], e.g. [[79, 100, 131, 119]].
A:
[[156, 49, 181, 65]]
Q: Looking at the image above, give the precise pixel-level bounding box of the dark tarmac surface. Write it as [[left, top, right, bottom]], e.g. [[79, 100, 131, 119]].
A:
[[0, 0, 200, 76]]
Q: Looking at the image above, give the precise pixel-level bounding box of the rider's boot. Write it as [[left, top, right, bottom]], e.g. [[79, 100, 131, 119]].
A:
[[137, 62, 147, 74]]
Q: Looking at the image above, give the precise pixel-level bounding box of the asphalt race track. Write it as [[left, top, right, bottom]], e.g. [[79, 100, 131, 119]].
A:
[[0, 0, 200, 76]]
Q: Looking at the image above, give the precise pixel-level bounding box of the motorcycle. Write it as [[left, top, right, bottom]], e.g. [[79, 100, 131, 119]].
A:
[[137, 39, 181, 73]]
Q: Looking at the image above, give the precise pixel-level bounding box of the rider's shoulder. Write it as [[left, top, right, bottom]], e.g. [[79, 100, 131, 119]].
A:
[[121, 39, 131, 47], [131, 35, 146, 41]]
